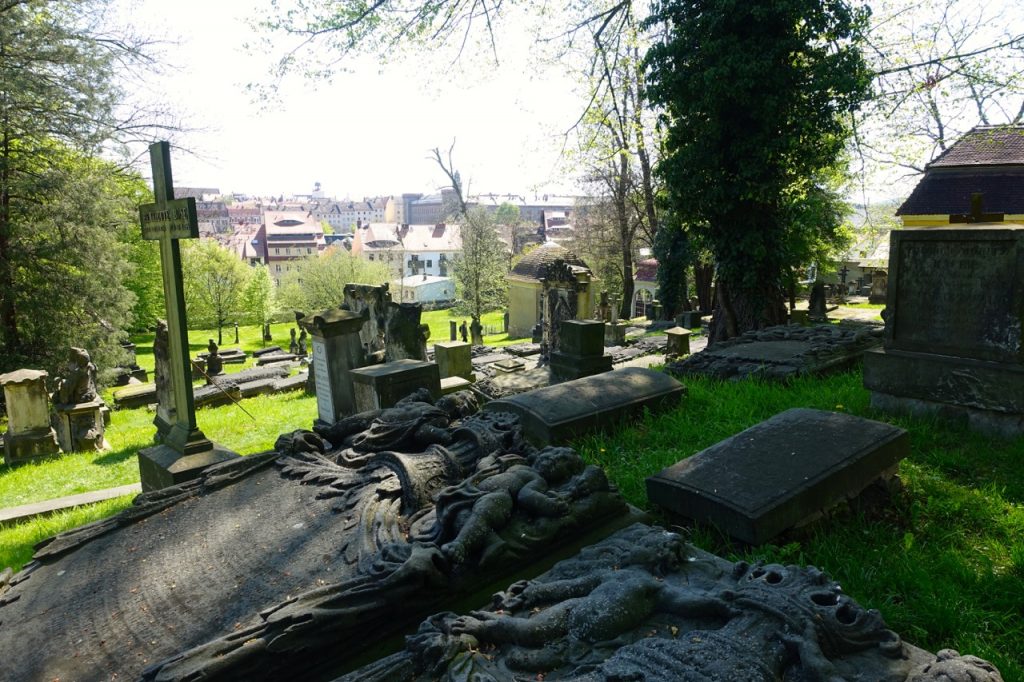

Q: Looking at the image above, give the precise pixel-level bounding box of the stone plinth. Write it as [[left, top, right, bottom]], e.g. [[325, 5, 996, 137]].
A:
[[676, 311, 703, 328], [646, 408, 908, 545], [1, 369, 60, 465], [52, 399, 109, 452], [299, 307, 367, 426], [350, 359, 441, 411], [863, 226, 1024, 437], [551, 319, 612, 381], [665, 326, 691, 356], [484, 367, 685, 445], [440, 376, 473, 395], [604, 321, 627, 346], [138, 443, 240, 492], [493, 359, 526, 374], [434, 341, 475, 381]]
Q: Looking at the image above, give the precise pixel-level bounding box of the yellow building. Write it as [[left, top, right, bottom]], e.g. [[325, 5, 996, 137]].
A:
[[507, 242, 596, 339], [897, 124, 1024, 227]]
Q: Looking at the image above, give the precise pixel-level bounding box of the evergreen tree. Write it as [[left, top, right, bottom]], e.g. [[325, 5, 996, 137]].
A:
[[0, 1, 168, 371]]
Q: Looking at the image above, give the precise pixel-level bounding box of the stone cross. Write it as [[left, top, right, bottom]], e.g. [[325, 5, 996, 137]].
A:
[[950, 192, 1004, 224], [137, 142, 218, 464]]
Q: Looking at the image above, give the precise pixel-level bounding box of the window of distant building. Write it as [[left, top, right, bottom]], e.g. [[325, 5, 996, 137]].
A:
[[275, 264, 281, 272], [368, 254, 374, 261], [307, 247, 312, 254], [274, 248, 280, 255], [427, 260, 432, 268]]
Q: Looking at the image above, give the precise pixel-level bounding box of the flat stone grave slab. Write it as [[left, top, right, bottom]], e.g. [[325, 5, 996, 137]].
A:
[[472, 352, 514, 367], [667, 322, 882, 381], [646, 408, 909, 545], [504, 342, 542, 357], [493, 358, 526, 373], [0, 399, 635, 682], [484, 367, 685, 446], [336, 523, 1001, 681], [256, 352, 299, 366], [251, 345, 283, 357]]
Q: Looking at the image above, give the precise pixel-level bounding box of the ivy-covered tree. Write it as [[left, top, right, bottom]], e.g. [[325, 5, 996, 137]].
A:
[[645, 0, 870, 340]]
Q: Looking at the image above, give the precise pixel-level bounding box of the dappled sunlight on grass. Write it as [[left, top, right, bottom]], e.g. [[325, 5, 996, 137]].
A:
[[573, 370, 1024, 678]]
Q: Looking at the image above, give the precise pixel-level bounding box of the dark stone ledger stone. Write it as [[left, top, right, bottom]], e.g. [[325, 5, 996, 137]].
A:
[[646, 408, 909, 545]]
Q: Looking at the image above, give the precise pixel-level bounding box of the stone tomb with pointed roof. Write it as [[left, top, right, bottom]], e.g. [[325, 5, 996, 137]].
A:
[[897, 124, 1024, 227], [506, 242, 597, 339]]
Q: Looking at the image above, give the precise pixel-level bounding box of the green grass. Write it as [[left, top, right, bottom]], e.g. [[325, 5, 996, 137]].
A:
[[0, 496, 135, 572], [573, 371, 1024, 680], [3, 363, 1021, 677], [0, 391, 317, 511], [843, 302, 886, 310]]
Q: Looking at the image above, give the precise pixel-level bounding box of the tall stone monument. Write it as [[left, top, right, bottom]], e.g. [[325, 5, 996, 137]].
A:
[[864, 226, 1024, 437], [299, 306, 367, 426], [51, 347, 109, 452], [0, 369, 59, 464], [136, 141, 238, 491]]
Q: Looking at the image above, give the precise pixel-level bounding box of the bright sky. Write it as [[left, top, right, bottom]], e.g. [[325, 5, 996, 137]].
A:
[[119, 0, 581, 199]]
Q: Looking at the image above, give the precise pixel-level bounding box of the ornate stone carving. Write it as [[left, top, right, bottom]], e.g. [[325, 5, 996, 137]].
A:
[[52, 346, 98, 405], [0, 388, 626, 682], [338, 524, 1003, 682]]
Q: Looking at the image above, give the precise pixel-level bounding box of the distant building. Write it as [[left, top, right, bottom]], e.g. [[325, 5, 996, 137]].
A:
[[384, 193, 424, 224], [352, 222, 462, 278], [506, 242, 596, 339], [633, 259, 658, 318], [897, 124, 1024, 226], [391, 275, 455, 305], [255, 211, 325, 285]]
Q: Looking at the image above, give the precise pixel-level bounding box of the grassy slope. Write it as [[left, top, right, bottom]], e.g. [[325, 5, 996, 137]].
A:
[[574, 371, 1024, 680], [2, 334, 1021, 677]]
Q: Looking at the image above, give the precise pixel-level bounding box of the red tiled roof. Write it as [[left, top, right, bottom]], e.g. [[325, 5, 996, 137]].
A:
[[929, 125, 1024, 167]]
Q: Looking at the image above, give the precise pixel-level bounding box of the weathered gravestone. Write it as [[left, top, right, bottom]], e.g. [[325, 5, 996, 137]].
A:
[[350, 359, 441, 411], [665, 326, 692, 357], [0, 393, 632, 682], [136, 142, 238, 491], [863, 226, 1024, 437], [668, 322, 883, 381], [550, 319, 612, 381], [343, 282, 429, 362], [298, 306, 367, 426], [646, 408, 909, 545], [113, 341, 148, 385], [484, 367, 685, 446], [0, 369, 59, 464], [51, 347, 109, 452], [339, 523, 1004, 682], [808, 281, 829, 321]]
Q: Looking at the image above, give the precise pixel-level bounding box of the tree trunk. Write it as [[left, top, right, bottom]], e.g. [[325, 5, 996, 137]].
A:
[[708, 275, 788, 343], [694, 262, 714, 312]]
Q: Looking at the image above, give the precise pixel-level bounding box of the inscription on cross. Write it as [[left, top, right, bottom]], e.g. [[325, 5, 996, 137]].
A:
[[136, 141, 238, 491]]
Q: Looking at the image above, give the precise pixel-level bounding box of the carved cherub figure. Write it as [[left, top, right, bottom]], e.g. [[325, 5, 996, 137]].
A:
[[53, 347, 98, 405], [426, 447, 601, 564]]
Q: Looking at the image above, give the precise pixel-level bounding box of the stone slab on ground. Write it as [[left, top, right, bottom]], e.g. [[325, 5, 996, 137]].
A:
[[646, 408, 908, 545], [336, 523, 1000, 682], [503, 343, 542, 357], [0, 483, 141, 525], [484, 367, 685, 446], [0, 402, 634, 682], [667, 322, 883, 381]]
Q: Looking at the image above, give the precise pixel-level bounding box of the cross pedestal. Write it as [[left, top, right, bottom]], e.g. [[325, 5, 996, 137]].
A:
[[136, 141, 238, 492]]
